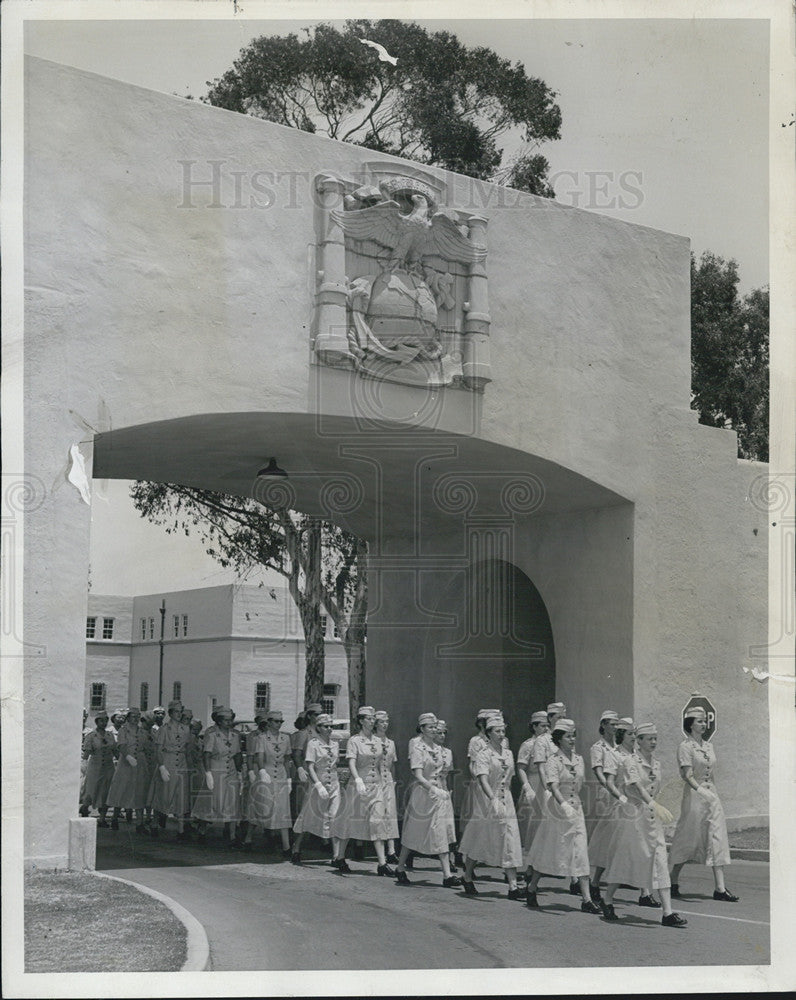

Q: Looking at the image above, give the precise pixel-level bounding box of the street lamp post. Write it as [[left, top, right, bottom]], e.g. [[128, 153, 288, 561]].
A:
[[158, 599, 166, 705]]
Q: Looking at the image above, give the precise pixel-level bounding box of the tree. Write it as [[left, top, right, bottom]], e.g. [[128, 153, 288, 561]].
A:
[[129, 483, 367, 714], [205, 19, 561, 193], [690, 251, 769, 462]]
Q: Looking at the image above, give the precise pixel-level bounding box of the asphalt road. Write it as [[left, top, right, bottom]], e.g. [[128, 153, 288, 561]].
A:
[[97, 826, 770, 971]]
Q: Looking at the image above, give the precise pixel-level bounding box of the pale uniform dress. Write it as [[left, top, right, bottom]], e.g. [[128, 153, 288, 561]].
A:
[[82, 729, 117, 808], [669, 737, 731, 868], [138, 725, 158, 809], [438, 744, 457, 846], [602, 751, 671, 890], [400, 739, 452, 855], [248, 729, 292, 830], [458, 743, 523, 869], [516, 734, 545, 850], [586, 740, 623, 866], [459, 732, 489, 834], [334, 733, 390, 840], [530, 731, 559, 816], [526, 750, 590, 878], [185, 731, 205, 811], [376, 736, 400, 841], [191, 728, 242, 822], [106, 720, 143, 810], [294, 736, 341, 839], [150, 719, 192, 816]]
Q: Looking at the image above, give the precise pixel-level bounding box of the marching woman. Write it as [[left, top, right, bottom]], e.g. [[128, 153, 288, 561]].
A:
[[79, 711, 117, 825], [293, 714, 346, 867], [136, 711, 158, 833], [459, 709, 497, 839], [244, 710, 293, 856], [150, 700, 192, 840], [191, 706, 243, 844], [524, 719, 601, 913], [669, 706, 738, 902], [433, 719, 458, 871], [333, 706, 395, 875], [586, 710, 625, 901], [458, 714, 524, 899], [374, 710, 400, 865], [393, 713, 462, 888], [599, 723, 686, 927], [516, 711, 549, 857], [106, 707, 143, 829], [185, 718, 205, 818]]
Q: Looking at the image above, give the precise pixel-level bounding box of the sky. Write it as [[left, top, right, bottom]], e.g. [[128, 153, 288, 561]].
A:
[[22, 12, 771, 596]]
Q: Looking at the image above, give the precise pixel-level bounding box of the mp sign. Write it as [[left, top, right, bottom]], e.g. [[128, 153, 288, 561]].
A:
[[682, 694, 717, 740]]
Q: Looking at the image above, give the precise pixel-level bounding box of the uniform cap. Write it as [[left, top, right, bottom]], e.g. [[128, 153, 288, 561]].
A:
[[374, 710, 389, 721], [357, 705, 376, 717], [635, 722, 657, 736], [531, 711, 548, 725], [94, 711, 109, 721], [552, 718, 576, 734], [418, 712, 437, 727], [214, 706, 233, 719], [684, 707, 707, 720], [600, 710, 619, 723], [167, 700, 183, 712], [153, 706, 165, 713], [304, 702, 323, 714], [477, 708, 501, 720], [315, 713, 333, 726], [266, 710, 284, 722], [547, 702, 566, 714], [254, 711, 268, 723], [485, 714, 506, 731], [435, 719, 447, 729]]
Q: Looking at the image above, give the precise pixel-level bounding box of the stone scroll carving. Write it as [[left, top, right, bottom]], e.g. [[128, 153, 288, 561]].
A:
[[313, 166, 491, 391]]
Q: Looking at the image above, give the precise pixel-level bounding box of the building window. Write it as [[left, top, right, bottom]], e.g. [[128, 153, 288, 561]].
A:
[[173, 615, 180, 638], [322, 683, 339, 717], [102, 617, 114, 639], [173, 681, 182, 702], [320, 614, 328, 636], [85, 617, 96, 639], [148, 617, 155, 639], [90, 682, 106, 712], [140, 618, 146, 640], [182, 614, 188, 637], [254, 682, 271, 713], [333, 623, 340, 639], [140, 682, 149, 710]]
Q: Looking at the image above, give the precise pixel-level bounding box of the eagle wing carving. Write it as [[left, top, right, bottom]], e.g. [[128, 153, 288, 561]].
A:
[[331, 200, 406, 251], [426, 213, 487, 265]]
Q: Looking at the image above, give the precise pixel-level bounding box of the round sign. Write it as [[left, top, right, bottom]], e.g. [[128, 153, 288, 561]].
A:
[[682, 694, 717, 740]]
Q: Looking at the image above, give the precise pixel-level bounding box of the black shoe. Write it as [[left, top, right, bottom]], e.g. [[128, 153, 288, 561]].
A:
[[638, 894, 661, 908], [79, 805, 89, 818], [449, 863, 458, 874], [525, 890, 539, 908], [590, 884, 603, 904], [443, 876, 463, 888], [569, 881, 581, 895], [110, 819, 119, 831], [377, 864, 396, 877], [713, 888, 739, 902], [290, 852, 302, 865], [405, 855, 415, 870], [670, 883, 681, 899], [461, 879, 478, 895], [507, 887, 525, 900], [281, 847, 292, 860], [454, 852, 465, 868], [97, 819, 109, 828], [662, 912, 688, 927], [581, 899, 601, 914], [601, 903, 619, 922], [331, 858, 352, 873], [386, 853, 400, 866], [395, 870, 411, 885]]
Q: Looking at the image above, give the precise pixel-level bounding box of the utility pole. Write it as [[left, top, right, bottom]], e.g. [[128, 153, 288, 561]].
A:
[[158, 598, 166, 705]]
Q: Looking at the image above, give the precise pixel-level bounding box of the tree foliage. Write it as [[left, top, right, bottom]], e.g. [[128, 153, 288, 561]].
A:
[[690, 251, 769, 462], [205, 19, 561, 192], [129, 483, 367, 716]]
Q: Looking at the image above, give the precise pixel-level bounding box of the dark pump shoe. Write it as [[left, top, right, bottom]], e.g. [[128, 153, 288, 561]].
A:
[[580, 899, 602, 914], [713, 888, 739, 902], [331, 858, 352, 873], [386, 853, 400, 866], [669, 883, 682, 898], [601, 903, 619, 922], [590, 885, 603, 904], [662, 912, 688, 927], [395, 870, 412, 885], [638, 894, 661, 908], [507, 887, 525, 901], [525, 890, 539, 908], [377, 864, 396, 877], [461, 879, 478, 895], [442, 876, 463, 888], [290, 852, 302, 865], [569, 881, 581, 895]]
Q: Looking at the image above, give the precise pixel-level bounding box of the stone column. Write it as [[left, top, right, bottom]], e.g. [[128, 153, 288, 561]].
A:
[[462, 214, 491, 390], [313, 174, 350, 367]]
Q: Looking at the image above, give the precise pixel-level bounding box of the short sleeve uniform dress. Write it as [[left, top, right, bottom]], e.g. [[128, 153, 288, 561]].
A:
[[586, 740, 623, 866], [334, 734, 391, 841], [106, 722, 143, 810], [82, 730, 117, 808], [669, 738, 731, 868], [293, 736, 341, 839], [248, 729, 292, 830], [602, 752, 671, 890], [150, 719, 192, 816], [377, 736, 400, 841], [438, 745, 457, 846], [516, 735, 545, 850], [525, 750, 590, 878], [459, 733, 488, 833], [458, 744, 523, 869], [191, 728, 242, 822], [400, 739, 451, 855]]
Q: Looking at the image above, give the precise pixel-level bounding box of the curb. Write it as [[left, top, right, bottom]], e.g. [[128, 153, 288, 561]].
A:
[[730, 847, 769, 862], [93, 871, 211, 971]]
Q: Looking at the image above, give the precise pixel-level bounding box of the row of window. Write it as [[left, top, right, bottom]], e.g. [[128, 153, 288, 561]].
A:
[[88, 681, 340, 717], [88, 615, 347, 642], [86, 617, 114, 639]]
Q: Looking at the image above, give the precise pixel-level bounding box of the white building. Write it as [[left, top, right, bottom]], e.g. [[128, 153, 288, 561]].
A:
[[85, 585, 350, 726]]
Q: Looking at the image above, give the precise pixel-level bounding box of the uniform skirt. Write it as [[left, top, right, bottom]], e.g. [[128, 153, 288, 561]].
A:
[[294, 781, 341, 839], [525, 798, 590, 878], [150, 758, 191, 816], [248, 776, 292, 830], [669, 782, 731, 867], [191, 767, 241, 822], [458, 784, 523, 869], [106, 757, 138, 810], [602, 798, 670, 889], [401, 784, 455, 856], [82, 759, 114, 807], [516, 772, 545, 851], [333, 776, 392, 841]]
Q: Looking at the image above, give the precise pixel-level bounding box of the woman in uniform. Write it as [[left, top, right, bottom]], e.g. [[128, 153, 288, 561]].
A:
[[106, 707, 143, 829], [150, 700, 192, 840], [192, 705, 242, 843], [524, 719, 601, 913], [600, 723, 686, 927], [458, 714, 524, 899], [374, 710, 400, 864], [135, 711, 157, 833], [333, 706, 396, 875], [516, 711, 549, 860], [459, 709, 498, 842], [79, 711, 117, 825], [433, 719, 458, 872], [246, 709, 293, 856], [292, 713, 345, 866], [669, 707, 738, 901], [393, 713, 461, 888], [586, 711, 625, 902]]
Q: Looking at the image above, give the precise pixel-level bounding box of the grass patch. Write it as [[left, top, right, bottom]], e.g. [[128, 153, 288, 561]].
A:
[[25, 871, 187, 972]]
